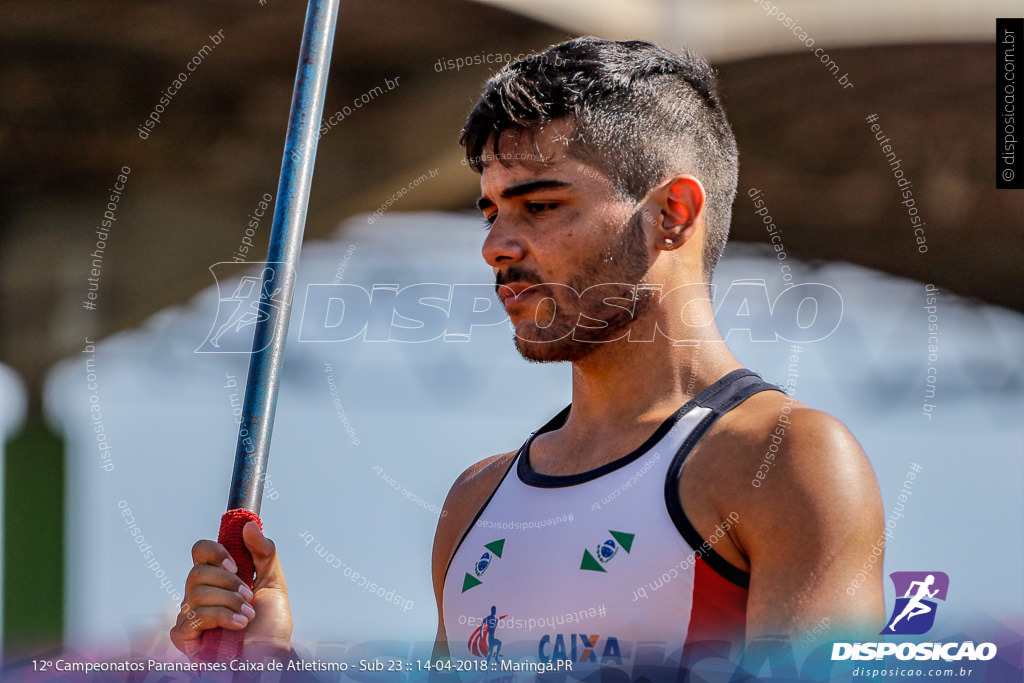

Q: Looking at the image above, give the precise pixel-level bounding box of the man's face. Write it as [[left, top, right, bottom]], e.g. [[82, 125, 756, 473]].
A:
[[476, 123, 656, 363]]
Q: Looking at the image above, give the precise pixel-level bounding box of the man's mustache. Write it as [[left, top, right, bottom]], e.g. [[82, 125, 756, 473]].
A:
[[495, 266, 544, 295]]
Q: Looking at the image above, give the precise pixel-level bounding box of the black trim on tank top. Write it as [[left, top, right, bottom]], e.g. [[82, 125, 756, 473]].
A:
[[441, 453, 519, 589], [663, 370, 785, 589], [517, 369, 760, 489]]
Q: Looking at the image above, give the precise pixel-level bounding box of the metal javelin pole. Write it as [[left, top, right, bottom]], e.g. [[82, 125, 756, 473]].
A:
[[199, 0, 340, 662]]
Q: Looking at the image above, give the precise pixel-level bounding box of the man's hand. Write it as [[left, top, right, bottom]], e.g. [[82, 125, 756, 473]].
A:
[[170, 522, 293, 659]]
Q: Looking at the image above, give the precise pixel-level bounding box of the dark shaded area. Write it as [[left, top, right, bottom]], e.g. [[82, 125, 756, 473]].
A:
[[3, 413, 64, 659], [720, 43, 1023, 309]]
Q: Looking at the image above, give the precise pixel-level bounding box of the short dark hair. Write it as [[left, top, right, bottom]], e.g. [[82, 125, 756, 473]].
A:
[[460, 36, 738, 279]]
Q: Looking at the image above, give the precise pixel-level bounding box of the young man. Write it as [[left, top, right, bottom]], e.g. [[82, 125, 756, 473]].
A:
[[171, 37, 885, 676]]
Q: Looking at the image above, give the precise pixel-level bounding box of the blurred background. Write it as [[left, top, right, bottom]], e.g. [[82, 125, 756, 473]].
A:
[[0, 0, 1021, 668]]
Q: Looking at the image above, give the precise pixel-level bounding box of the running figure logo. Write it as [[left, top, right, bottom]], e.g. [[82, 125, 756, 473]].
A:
[[468, 606, 505, 662], [197, 262, 289, 353], [883, 571, 949, 635]]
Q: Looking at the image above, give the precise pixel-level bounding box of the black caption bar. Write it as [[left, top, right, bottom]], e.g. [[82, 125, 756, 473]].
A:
[[997, 18, 1022, 189]]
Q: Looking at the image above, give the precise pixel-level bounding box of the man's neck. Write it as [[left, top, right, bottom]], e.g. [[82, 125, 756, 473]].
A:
[[529, 320, 742, 476]]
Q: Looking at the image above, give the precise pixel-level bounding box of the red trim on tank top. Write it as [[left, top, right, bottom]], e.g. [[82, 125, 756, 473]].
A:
[[685, 556, 747, 647]]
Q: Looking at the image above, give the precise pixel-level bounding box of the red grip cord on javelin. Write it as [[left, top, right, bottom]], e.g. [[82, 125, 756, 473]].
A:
[[197, 509, 262, 662]]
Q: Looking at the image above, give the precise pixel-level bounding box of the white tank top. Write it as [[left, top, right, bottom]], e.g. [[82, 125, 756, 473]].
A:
[[442, 370, 780, 679]]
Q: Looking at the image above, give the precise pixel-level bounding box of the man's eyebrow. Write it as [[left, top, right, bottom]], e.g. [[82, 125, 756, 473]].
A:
[[476, 180, 573, 212]]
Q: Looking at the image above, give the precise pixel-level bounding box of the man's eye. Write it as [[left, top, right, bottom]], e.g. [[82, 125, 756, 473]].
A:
[[480, 214, 496, 230], [526, 202, 558, 214]]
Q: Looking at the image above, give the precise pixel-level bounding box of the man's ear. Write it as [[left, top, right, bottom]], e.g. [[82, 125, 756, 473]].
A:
[[656, 176, 705, 251]]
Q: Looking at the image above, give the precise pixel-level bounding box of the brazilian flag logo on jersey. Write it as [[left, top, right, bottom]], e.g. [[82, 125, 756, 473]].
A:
[[581, 530, 634, 572], [462, 539, 505, 592]]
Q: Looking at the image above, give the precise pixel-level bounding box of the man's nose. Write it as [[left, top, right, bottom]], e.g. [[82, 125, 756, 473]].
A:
[[481, 220, 526, 267]]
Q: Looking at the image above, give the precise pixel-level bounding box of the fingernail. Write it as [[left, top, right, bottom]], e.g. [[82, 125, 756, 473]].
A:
[[222, 558, 238, 574], [238, 584, 254, 601], [233, 613, 249, 626], [240, 603, 256, 620]]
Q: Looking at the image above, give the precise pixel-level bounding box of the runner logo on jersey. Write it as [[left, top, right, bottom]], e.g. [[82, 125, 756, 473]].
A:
[[468, 605, 507, 661], [581, 530, 634, 572], [882, 571, 949, 635], [462, 539, 505, 592]]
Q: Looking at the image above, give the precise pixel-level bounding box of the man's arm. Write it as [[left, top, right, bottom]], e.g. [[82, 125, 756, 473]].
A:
[[430, 452, 517, 660], [737, 408, 886, 643]]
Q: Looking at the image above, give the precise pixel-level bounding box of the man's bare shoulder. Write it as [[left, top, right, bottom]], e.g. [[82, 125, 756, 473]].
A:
[[446, 451, 519, 504], [682, 390, 882, 569], [431, 451, 518, 596], [701, 392, 886, 634], [735, 395, 881, 545], [690, 390, 870, 483]]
